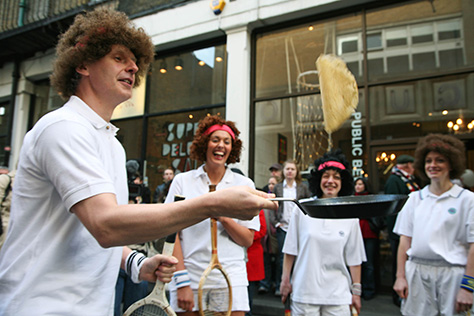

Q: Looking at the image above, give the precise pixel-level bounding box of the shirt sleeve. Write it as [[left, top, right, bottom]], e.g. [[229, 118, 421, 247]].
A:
[[393, 191, 417, 237], [35, 120, 117, 211]]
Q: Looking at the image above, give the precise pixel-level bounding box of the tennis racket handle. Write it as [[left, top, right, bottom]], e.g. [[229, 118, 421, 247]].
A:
[[284, 297, 291, 316], [351, 306, 358, 316]]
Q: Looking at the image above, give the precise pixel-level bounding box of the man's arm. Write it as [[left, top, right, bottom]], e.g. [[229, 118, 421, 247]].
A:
[[72, 186, 277, 248]]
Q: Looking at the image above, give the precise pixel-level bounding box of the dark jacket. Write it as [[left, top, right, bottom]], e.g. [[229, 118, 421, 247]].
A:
[[271, 181, 311, 226], [384, 173, 418, 240]]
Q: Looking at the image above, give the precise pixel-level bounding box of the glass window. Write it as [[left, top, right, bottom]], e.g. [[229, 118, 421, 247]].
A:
[[30, 81, 63, 129], [148, 44, 227, 114], [255, 14, 363, 99], [369, 73, 474, 141], [367, 32, 382, 50], [386, 28, 407, 47], [438, 19, 461, 41], [411, 24, 433, 44], [114, 118, 143, 161]]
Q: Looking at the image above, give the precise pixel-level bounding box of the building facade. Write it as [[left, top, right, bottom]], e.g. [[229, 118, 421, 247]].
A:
[[1, 0, 474, 289]]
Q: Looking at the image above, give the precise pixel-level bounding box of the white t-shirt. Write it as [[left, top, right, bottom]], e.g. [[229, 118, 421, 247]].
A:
[[283, 197, 366, 305], [394, 184, 474, 265], [0, 96, 127, 316], [165, 165, 260, 289]]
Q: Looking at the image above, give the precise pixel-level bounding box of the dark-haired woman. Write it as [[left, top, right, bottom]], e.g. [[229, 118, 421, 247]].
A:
[[165, 115, 259, 316], [393, 134, 474, 315], [280, 149, 366, 316]]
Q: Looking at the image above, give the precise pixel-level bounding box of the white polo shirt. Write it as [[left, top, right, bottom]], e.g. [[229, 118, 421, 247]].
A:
[[283, 198, 366, 305], [0, 96, 127, 315], [165, 165, 260, 290], [394, 184, 474, 265]]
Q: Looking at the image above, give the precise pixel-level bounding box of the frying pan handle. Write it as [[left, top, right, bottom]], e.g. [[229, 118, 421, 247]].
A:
[[268, 197, 307, 215]]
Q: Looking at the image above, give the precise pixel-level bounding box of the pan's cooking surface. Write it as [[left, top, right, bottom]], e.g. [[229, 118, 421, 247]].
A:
[[271, 194, 408, 219]]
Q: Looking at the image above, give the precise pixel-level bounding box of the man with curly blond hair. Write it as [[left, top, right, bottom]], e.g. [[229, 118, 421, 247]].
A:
[[0, 8, 276, 315]]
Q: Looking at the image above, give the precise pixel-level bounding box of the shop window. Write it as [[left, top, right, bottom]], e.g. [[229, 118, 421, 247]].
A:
[[148, 44, 227, 114], [255, 14, 363, 99], [30, 81, 63, 129]]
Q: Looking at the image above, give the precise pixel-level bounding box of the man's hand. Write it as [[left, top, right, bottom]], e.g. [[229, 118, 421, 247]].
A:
[[139, 254, 178, 283], [209, 186, 277, 220]]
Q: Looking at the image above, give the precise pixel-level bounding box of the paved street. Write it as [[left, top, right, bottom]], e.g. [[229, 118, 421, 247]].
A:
[[251, 291, 402, 316]]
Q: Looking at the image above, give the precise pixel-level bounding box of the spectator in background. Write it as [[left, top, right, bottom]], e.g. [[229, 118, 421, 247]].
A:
[[131, 171, 151, 204], [259, 176, 279, 295], [262, 163, 282, 192], [246, 209, 267, 316], [354, 177, 383, 301], [0, 168, 14, 251], [384, 154, 420, 306], [460, 169, 474, 192], [153, 167, 175, 203], [272, 159, 311, 296], [393, 134, 474, 315]]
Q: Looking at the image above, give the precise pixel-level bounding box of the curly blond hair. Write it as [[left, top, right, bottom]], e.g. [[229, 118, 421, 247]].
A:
[[50, 7, 154, 99], [190, 115, 242, 164]]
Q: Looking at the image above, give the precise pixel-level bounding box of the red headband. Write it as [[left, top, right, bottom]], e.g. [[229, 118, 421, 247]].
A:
[[318, 161, 346, 171], [203, 124, 236, 140]]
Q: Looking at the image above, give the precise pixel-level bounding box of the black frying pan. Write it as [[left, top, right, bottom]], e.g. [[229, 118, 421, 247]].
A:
[[270, 194, 408, 219]]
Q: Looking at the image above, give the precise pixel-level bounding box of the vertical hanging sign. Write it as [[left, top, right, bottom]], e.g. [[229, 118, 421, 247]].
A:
[[351, 112, 364, 178]]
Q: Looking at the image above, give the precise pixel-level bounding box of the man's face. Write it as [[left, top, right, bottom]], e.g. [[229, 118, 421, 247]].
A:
[[163, 169, 174, 182], [270, 168, 282, 179], [79, 45, 138, 106], [399, 162, 415, 175]]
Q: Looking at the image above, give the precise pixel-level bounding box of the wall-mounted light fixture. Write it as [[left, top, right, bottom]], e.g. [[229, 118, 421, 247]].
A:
[[159, 60, 167, 74], [175, 57, 183, 71], [198, 60, 206, 66], [447, 117, 474, 134], [215, 56, 223, 63]]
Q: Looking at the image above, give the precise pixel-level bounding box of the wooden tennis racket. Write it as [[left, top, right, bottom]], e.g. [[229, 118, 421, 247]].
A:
[[284, 295, 291, 316], [123, 195, 185, 316], [198, 184, 232, 316]]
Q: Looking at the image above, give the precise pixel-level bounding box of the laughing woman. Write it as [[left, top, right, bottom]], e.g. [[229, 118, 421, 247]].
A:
[[280, 149, 366, 316], [165, 115, 260, 316], [393, 134, 474, 316]]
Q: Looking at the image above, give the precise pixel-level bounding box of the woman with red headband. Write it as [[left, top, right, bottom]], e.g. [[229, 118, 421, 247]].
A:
[[165, 115, 260, 316], [280, 149, 366, 316]]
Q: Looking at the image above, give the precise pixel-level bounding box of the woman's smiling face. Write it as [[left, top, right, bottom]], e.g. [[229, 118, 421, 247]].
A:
[[424, 151, 451, 182], [320, 169, 342, 198], [206, 130, 232, 167]]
